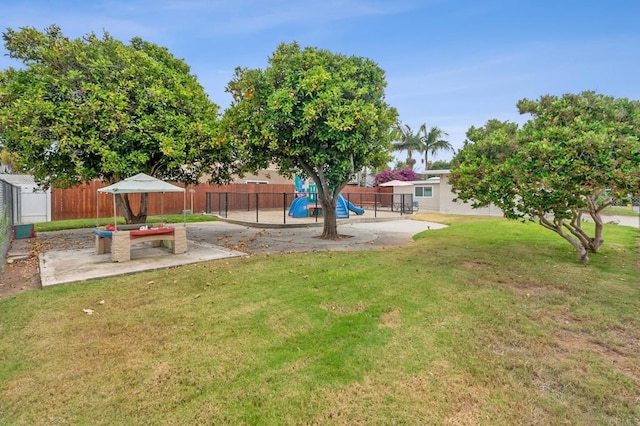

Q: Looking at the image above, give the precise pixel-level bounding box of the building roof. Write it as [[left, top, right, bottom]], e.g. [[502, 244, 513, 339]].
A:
[[412, 177, 441, 184], [0, 174, 38, 186]]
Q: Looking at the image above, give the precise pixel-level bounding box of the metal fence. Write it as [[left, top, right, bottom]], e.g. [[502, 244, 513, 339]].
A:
[[626, 195, 640, 212], [0, 180, 18, 271], [612, 193, 640, 212], [205, 191, 415, 224]]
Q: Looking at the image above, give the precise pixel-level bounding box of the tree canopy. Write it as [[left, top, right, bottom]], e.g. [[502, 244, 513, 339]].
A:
[[223, 41, 397, 239], [428, 159, 451, 170], [450, 92, 640, 263], [0, 26, 234, 223]]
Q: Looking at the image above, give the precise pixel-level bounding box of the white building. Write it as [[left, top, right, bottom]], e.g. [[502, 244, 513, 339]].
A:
[[384, 170, 503, 217]]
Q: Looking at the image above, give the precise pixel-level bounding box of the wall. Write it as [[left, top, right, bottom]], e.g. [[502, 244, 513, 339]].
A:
[[411, 181, 440, 211], [232, 169, 294, 185], [438, 175, 503, 216], [19, 185, 51, 223]]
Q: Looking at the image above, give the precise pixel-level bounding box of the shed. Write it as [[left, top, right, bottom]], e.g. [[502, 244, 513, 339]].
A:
[[0, 174, 52, 223]]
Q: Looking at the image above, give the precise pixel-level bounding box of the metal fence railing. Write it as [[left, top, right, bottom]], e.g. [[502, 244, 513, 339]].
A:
[[0, 181, 18, 272], [205, 192, 415, 224], [612, 193, 640, 212]]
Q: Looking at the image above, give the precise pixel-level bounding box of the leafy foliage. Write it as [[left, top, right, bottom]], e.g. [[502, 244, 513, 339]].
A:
[[374, 168, 416, 185], [450, 92, 640, 263], [0, 26, 234, 222], [391, 122, 422, 170], [392, 121, 453, 171], [428, 160, 451, 170], [417, 124, 453, 170], [223, 42, 397, 238]]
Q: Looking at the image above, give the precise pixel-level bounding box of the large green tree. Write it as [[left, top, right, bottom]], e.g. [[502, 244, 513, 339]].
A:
[[450, 92, 640, 263], [223, 42, 397, 239], [0, 26, 234, 223]]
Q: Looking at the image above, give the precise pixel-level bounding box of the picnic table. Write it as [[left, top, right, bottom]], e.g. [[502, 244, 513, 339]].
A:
[[93, 225, 187, 262]]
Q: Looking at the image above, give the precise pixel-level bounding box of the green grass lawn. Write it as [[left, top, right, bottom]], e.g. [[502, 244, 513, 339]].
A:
[[603, 206, 640, 217], [1, 216, 638, 424]]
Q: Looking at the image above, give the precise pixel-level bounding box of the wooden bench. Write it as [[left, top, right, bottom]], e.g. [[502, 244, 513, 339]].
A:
[[93, 225, 187, 262]]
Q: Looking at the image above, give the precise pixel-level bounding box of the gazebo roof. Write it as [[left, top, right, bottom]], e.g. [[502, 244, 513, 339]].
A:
[[98, 173, 184, 194]]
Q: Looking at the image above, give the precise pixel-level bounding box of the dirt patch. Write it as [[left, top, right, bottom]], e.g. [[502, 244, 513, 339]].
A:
[[1, 231, 95, 299], [462, 260, 486, 269], [1, 238, 42, 298], [379, 309, 402, 328], [556, 330, 640, 385]]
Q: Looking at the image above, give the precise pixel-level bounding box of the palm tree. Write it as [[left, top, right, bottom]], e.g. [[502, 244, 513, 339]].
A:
[[391, 122, 423, 170], [418, 124, 453, 171]]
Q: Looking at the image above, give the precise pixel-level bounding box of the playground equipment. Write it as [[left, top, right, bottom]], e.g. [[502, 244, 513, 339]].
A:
[[288, 194, 364, 218], [336, 195, 365, 217], [289, 175, 364, 218]]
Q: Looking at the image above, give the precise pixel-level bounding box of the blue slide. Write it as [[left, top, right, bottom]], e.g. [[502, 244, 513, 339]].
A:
[[289, 195, 365, 219], [336, 195, 365, 218], [346, 199, 365, 215], [288, 197, 309, 218]]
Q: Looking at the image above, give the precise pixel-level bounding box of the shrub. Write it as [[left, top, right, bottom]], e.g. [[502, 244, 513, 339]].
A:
[[374, 168, 416, 185]]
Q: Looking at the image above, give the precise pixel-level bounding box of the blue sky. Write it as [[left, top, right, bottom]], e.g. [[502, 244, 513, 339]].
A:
[[2, 0, 639, 168]]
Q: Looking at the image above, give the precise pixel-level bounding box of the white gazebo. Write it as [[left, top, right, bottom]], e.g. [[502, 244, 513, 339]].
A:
[[97, 173, 186, 226], [95, 173, 188, 262]]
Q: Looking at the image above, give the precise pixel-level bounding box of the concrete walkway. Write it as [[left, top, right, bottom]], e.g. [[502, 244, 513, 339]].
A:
[[39, 239, 244, 287], [37, 213, 446, 287]]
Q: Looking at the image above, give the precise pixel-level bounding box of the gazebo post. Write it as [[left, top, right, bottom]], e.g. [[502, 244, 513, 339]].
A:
[[96, 191, 99, 228], [112, 193, 117, 230]]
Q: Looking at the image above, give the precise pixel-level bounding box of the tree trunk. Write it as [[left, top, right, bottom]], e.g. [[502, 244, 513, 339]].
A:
[[320, 195, 339, 239], [300, 161, 347, 240], [539, 216, 589, 263], [559, 228, 590, 264], [406, 157, 416, 170], [565, 210, 604, 254], [574, 243, 589, 263], [589, 212, 605, 253], [114, 193, 148, 224]]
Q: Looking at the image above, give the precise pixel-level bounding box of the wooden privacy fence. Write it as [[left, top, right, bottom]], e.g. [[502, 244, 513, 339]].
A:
[[51, 182, 297, 221]]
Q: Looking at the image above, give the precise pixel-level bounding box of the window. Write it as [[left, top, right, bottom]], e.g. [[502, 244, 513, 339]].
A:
[[245, 180, 269, 184], [414, 186, 433, 198]]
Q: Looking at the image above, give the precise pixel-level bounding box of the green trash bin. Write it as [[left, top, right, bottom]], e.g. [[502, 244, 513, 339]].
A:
[[14, 224, 35, 239]]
